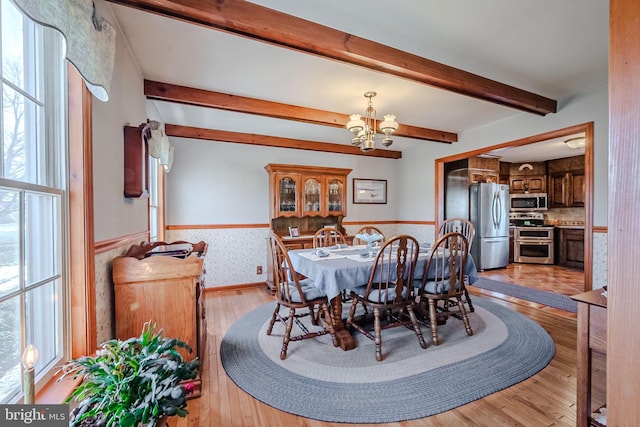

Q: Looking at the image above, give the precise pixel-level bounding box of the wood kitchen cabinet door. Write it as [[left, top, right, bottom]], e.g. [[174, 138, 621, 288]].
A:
[[570, 172, 585, 206], [549, 173, 567, 208], [509, 175, 546, 193], [549, 171, 584, 208], [469, 169, 498, 183], [558, 228, 585, 269]]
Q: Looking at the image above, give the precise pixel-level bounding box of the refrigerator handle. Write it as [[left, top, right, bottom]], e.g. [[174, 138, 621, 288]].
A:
[[496, 191, 503, 227], [492, 191, 499, 229]]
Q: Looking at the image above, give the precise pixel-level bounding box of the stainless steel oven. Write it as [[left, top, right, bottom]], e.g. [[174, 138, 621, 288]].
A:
[[514, 226, 554, 264]]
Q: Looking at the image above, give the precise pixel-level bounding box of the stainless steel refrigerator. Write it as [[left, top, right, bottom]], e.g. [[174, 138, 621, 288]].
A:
[[469, 182, 510, 270]]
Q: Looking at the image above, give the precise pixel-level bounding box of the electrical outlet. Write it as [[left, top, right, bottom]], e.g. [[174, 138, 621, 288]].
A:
[[256, 265, 263, 275]]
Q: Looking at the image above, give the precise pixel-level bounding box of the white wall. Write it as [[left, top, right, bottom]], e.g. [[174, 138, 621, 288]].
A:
[[398, 86, 609, 226], [166, 85, 608, 229], [92, 2, 150, 340], [93, 2, 148, 242], [165, 140, 401, 225]]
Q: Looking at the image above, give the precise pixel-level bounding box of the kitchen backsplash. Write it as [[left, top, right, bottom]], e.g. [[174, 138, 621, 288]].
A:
[[543, 207, 585, 225]]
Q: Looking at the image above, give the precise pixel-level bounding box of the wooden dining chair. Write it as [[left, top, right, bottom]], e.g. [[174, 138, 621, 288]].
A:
[[438, 218, 475, 312], [416, 231, 473, 345], [346, 235, 427, 361], [353, 226, 386, 245], [266, 231, 338, 359], [438, 218, 475, 249], [313, 227, 347, 248]]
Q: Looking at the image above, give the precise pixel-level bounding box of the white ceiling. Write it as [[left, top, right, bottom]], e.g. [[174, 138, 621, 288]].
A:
[[108, 0, 607, 160]]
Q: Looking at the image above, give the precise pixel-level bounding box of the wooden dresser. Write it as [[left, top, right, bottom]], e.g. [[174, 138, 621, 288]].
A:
[[571, 289, 607, 426], [112, 241, 207, 377]]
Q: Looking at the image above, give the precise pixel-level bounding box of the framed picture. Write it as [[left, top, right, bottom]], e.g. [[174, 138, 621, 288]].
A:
[[288, 226, 300, 238], [353, 178, 387, 204]]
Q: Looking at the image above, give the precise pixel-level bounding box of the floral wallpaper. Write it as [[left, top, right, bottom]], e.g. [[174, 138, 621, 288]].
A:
[[167, 224, 436, 289], [591, 231, 608, 289], [95, 245, 131, 344]]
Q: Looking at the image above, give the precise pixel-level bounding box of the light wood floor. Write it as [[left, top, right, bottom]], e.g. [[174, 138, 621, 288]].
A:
[[168, 264, 583, 427]]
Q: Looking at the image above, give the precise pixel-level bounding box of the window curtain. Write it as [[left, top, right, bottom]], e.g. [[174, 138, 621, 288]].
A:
[[11, 0, 116, 101]]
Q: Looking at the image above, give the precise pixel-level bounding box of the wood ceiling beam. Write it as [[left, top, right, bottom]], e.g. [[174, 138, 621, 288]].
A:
[[145, 80, 457, 144], [164, 125, 403, 159], [107, 0, 557, 116]]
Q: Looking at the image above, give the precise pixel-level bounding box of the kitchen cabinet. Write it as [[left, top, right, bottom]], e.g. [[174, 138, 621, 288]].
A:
[[499, 161, 511, 185], [549, 172, 586, 208], [467, 155, 499, 183], [469, 169, 498, 183], [548, 155, 585, 208], [509, 227, 515, 263], [508, 162, 547, 194], [571, 172, 586, 206], [265, 164, 351, 218], [509, 175, 546, 193], [556, 227, 585, 269]]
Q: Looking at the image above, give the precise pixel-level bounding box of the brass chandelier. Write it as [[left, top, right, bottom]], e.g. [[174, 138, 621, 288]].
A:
[[346, 91, 399, 151]]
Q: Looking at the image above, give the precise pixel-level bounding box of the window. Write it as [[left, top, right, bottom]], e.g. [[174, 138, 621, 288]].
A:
[[0, 0, 68, 403], [148, 156, 159, 242]]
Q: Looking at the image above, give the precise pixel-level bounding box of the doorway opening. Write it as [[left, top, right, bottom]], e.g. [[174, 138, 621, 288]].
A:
[[435, 122, 593, 293]]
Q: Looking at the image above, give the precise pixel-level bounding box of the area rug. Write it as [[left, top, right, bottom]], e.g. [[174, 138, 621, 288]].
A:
[[220, 298, 555, 423], [470, 278, 578, 313]]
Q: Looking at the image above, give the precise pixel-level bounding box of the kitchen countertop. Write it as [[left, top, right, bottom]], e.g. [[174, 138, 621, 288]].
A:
[[553, 224, 585, 229], [546, 221, 585, 229]]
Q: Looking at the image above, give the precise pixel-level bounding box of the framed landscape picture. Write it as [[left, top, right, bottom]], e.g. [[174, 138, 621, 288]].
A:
[[353, 179, 387, 204]]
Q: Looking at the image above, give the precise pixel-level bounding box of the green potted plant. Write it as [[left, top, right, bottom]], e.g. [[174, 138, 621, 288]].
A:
[[58, 322, 200, 427]]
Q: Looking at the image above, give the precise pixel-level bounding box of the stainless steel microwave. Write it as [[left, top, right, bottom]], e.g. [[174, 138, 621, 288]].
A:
[[510, 193, 548, 211]]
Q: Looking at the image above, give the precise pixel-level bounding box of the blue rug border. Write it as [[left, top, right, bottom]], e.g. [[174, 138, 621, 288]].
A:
[[470, 278, 578, 312], [220, 298, 556, 423]]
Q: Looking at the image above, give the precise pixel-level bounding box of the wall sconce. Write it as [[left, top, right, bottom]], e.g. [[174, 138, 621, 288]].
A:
[[22, 344, 39, 404], [145, 120, 175, 172]]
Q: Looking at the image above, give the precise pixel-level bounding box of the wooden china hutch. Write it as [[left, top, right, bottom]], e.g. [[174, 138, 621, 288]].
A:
[[264, 163, 352, 290]]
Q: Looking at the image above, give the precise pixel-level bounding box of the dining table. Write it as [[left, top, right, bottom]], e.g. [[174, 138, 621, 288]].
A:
[[288, 244, 479, 350]]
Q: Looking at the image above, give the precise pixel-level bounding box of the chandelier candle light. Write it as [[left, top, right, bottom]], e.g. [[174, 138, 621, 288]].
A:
[[346, 92, 399, 151]]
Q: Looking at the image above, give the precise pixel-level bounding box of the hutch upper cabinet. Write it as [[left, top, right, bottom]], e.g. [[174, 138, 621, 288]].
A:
[[265, 164, 352, 219]]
